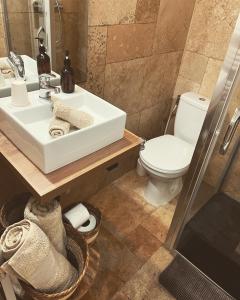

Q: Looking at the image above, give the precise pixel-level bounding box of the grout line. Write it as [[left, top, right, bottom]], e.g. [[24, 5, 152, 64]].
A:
[[103, 26, 109, 98], [105, 50, 183, 66], [185, 49, 224, 62], [88, 21, 156, 28]]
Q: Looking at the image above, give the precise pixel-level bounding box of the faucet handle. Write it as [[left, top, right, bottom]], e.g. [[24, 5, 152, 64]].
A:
[[39, 89, 51, 100], [39, 74, 51, 89], [39, 74, 61, 100], [53, 86, 61, 94]]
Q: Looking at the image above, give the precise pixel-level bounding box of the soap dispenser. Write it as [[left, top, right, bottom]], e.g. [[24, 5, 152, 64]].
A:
[[61, 50, 75, 93], [36, 38, 51, 75]]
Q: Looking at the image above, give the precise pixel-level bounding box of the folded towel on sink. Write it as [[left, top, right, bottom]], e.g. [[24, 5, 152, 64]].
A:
[[0, 62, 14, 79], [49, 117, 71, 138], [0, 220, 78, 293], [53, 99, 94, 129], [24, 197, 67, 257]]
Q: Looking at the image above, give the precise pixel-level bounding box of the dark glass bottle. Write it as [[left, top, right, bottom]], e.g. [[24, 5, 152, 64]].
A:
[[61, 50, 75, 93], [36, 38, 51, 75]]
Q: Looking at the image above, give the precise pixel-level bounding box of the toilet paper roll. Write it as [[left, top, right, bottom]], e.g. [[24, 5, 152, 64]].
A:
[[64, 204, 90, 229], [78, 214, 97, 233]]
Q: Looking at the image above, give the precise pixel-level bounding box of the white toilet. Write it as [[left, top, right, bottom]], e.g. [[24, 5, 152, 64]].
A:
[[137, 92, 210, 207]]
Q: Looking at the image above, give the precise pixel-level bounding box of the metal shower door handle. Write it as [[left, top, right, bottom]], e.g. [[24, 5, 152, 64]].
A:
[[220, 107, 240, 155]]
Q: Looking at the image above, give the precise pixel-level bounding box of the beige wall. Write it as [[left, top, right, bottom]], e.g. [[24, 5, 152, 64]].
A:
[[0, 2, 7, 57], [82, 0, 196, 139], [174, 0, 240, 100]]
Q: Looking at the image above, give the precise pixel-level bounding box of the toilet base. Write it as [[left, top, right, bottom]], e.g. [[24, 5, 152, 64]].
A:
[[144, 176, 183, 207]]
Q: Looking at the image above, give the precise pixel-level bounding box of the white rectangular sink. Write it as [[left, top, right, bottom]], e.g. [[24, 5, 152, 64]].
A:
[[0, 87, 126, 173], [0, 55, 60, 98]]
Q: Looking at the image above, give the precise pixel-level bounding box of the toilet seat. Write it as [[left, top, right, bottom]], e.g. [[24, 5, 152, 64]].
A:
[[140, 135, 194, 174]]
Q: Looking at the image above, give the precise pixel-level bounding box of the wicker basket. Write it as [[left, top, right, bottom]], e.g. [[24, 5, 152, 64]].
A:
[[64, 202, 102, 245], [70, 246, 100, 299], [21, 224, 89, 300], [0, 192, 31, 229]]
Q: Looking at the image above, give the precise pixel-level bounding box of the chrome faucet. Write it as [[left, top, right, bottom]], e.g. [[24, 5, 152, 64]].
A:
[[7, 51, 25, 79], [39, 74, 61, 100]]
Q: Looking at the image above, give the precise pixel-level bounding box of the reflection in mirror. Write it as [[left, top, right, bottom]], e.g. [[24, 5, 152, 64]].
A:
[[1, 0, 88, 83]]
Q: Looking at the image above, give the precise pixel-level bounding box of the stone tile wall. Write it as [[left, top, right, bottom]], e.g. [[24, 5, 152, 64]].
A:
[[174, 0, 240, 100], [82, 0, 196, 139]]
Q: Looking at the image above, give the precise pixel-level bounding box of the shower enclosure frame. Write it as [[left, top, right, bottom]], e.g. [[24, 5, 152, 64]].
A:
[[1, 0, 11, 54], [166, 14, 240, 251]]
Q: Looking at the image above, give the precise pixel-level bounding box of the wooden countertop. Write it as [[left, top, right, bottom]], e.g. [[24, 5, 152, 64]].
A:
[[0, 130, 142, 202]]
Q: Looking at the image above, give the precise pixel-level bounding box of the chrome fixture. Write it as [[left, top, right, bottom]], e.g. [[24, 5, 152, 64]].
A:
[[164, 94, 181, 134], [140, 138, 147, 151], [37, 26, 45, 39], [39, 75, 60, 100], [32, 0, 44, 13], [219, 107, 240, 155], [7, 51, 25, 79]]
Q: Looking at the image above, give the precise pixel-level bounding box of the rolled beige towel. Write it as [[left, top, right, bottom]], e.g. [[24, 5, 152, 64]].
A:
[[0, 63, 14, 79], [49, 117, 70, 138], [24, 198, 67, 257], [53, 100, 94, 129], [0, 220, 78, 293]]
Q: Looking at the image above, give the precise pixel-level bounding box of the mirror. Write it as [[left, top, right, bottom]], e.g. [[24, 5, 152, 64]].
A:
[[1, 0, 88, 83]]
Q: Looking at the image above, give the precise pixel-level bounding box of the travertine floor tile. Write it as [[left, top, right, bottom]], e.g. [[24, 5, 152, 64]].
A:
[[143, 286, 175, 300], [124, 225, 162, 263], [114, 247, 174, 300], [89, 183, 151, 237], [96, 227, 143, 282], [85, 170, 177, 299], [141, 201, 176, 243], [81, 268, 124, 300], [113, 170, 155, 214]]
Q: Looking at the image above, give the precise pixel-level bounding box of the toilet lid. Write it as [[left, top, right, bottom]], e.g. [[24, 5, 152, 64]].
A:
[[140, 135, 195, 174]]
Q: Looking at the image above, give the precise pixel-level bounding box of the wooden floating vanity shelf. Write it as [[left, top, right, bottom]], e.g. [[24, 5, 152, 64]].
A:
[[0, 130, 142, 203]]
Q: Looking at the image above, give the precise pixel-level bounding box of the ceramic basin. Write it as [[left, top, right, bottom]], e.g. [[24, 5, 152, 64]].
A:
[[0, 87, 126, 173], [0, 55, 60, 98]]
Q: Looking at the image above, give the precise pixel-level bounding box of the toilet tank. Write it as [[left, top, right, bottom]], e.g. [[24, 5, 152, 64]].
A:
[[174, 92, 210, 146]]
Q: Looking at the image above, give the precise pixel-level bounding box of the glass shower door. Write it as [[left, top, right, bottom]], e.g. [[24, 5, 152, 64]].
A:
[[176, 88, 240, 299], [166, 14, 240, 299]]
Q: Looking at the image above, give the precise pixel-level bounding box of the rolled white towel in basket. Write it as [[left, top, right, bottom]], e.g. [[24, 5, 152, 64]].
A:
[[0, 220, 78, 293], [24, 198, 67, 257]]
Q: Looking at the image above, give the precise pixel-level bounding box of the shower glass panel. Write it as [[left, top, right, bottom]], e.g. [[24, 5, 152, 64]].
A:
[[176, 93, 240, 299], [172, 23, 240, 299]]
